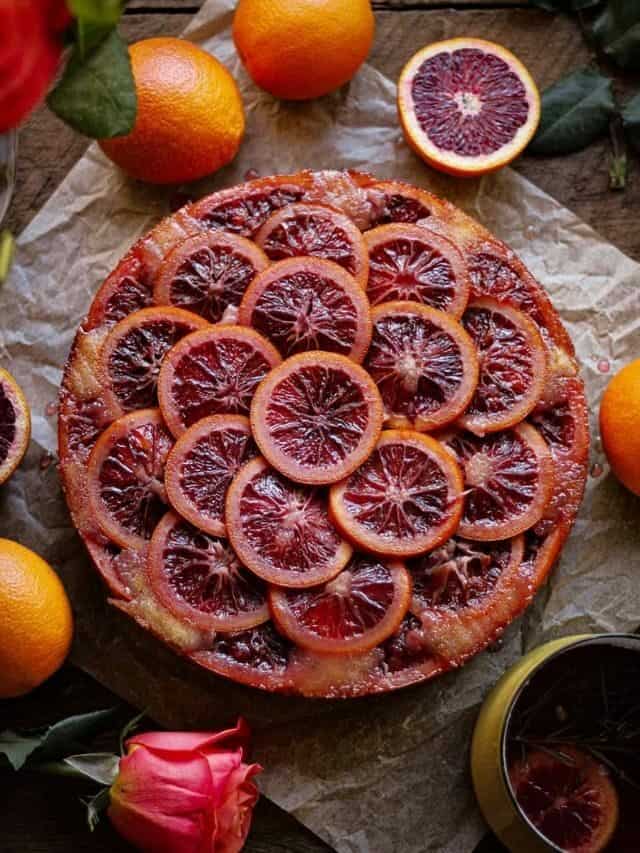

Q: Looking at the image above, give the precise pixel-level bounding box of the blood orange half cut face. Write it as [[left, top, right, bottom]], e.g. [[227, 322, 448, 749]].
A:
[[0, 368, 31, 486], [443, 423, 554, 541], [509, 746, 620, 853], [365, 223, 470, 316], [269, 555, 411, 654], [407, 534, 525, 665], [237, 257, 372, 361], [148, 511, 269, 633], [255, 203, 369, 287], [157, 325, 281, 438], [190, 180, 307, 237], [86, 253, 153, 331], [153, 231, 269, 323], [398, 38, 540, 177], [365, 301, 479, 431], [87, 408, 173, 550], [99, 306, 208, 414], [225, 456, 352, 588], [330, 430, 464, 557], [165, 414, 258, 537], [251, 351, 384, 485], [459, 297, 547, 435]]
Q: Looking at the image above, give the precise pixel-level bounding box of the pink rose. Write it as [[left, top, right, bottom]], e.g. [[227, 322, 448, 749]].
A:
[[108, 718, 261, 853], [0, 0, 71, 132]]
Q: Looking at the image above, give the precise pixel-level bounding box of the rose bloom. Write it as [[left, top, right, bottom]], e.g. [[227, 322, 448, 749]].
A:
[[0, 0, 71, 132], [108, 718, 262, 853]]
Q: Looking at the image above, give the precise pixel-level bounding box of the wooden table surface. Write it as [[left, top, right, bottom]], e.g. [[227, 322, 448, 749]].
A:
[[2, 2, 638, 851]]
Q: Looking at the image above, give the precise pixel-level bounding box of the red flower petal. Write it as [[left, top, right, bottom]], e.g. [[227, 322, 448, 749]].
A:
[[129, 719, 251, 759]]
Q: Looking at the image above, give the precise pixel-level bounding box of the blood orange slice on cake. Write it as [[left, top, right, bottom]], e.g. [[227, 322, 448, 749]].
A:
[[158, 325, 281, 437], [255, 203, 369, 287], [87, 408, 173, 550], [238, 257, 372, 361], [365, 223, 470, 316], [330, 430, 464, 557], [269, 555, 411, 654], [251, 351, 383, 485], [148, 511, 269, 632], [165, 414, 258, 537], [226, 456, 352, 588], [365, 301, 478, 431]]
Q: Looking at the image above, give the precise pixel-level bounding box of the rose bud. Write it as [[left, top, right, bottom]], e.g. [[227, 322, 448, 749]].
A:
[[108, 718, 261, 853], [0, 0, 69, 133]]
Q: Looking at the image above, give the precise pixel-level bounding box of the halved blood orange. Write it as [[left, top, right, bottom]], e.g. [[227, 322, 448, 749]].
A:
[[157, 325, 281, 438], [250, 351, 384, 485], [165, 414, 257, 537], [459, 297, 547, 435], [0, 368, 31, 486], [364, 223, 470, 316], [509, 746, 619, 853], [225, 456, 352, 588], [365, 301, 479, 431], [153, 231, 269, 323], [86, 253, 153, 331], [408, 534, 525, 664], [443, 423, 554, 540], [99, 306, 208, 414], [398, 38, 540, 177], [237, 257, 372, 361], [330, 430, 464, 557], [87, 409, 173, 550], [255, 203, 369, 287], [269, 555, 411, 654], [147, 511, 269, 633], [190, 179, 307, 237]]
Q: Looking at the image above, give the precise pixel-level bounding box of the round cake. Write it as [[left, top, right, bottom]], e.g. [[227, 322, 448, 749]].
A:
[[58, 170, 589, 698]]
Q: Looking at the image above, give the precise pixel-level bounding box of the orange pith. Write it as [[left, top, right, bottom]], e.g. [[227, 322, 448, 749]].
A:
[[99, 38, 245, 185], [0, 539, 73, 698], [233, 0, 375, 101], [398, 38, 541, 177]]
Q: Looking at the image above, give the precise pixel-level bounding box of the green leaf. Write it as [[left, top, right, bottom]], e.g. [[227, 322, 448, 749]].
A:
[[529, 0, 601, 12], [83, 787, 111, 832], [119, 709, 146, 755], [31, 708, 121, 763], [592, 0, 640, 70], [622, 91, 640, 152], [69, 0, 125, 26], [528, 68, 615, 155], [65, 753, 120, 785], [47, 29, 137, 139], [0, 731, 44, 771]]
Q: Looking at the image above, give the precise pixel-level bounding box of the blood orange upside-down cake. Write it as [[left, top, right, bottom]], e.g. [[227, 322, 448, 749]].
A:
[[58, 170, 588, 698]]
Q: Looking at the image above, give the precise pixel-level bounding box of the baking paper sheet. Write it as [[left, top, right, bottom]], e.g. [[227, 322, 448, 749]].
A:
[[1, 1, 639, 851]]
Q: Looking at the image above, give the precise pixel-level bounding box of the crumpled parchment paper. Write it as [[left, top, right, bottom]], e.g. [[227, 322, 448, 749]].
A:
[[1, 2, 639, 851]]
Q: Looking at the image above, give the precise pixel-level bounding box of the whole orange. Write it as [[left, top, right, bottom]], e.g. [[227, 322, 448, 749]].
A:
[[0, 539, 73, 698], [233, 0, 375, 101], [99, 38, 245, 185], [599, 358, 640, 496]]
